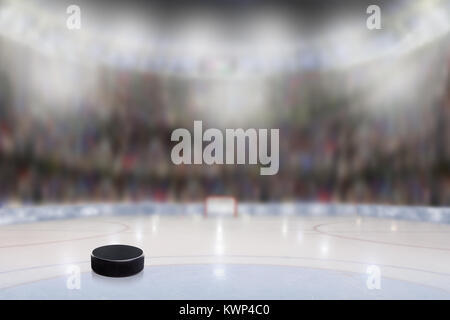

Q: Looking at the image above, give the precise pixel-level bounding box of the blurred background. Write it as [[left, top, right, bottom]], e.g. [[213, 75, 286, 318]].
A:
[[0, 0, 449, 206]]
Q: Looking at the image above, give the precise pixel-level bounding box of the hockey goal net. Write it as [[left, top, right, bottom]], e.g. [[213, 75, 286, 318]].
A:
[[204, 196, 238, 217]]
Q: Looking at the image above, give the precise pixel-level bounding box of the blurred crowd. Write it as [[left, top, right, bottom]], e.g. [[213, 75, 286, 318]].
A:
[[0, 37, 450, 206]]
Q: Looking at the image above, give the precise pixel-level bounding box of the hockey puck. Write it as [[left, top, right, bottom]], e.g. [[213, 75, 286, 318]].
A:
[[91, 244, 144, 277]]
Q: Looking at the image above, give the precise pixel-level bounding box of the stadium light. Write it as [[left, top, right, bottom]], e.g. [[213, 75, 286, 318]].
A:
[[0, 0, 449, 75]]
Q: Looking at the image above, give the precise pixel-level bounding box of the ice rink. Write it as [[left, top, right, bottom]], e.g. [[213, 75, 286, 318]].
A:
[[1, 204, 450, 299]]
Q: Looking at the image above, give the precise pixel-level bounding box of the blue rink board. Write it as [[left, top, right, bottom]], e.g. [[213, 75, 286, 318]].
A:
[[1, 202, 450, 225]]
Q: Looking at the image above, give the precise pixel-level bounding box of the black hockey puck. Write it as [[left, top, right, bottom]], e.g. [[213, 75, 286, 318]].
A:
[[91, 244, 144, 277]]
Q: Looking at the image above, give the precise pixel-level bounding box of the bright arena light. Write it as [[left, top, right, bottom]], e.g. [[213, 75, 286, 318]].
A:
[[0, 0, 448, 75]]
